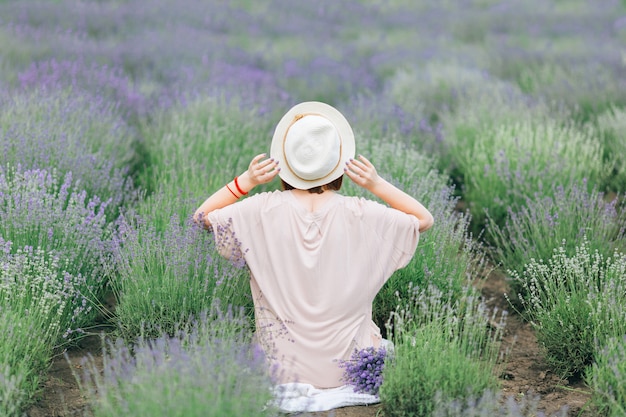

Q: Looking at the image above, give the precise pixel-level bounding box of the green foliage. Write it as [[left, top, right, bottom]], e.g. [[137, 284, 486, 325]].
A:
[[112, 191, 252, 342], [0, 89, 137, 218], [588, 336, 626, 417], [0, 167, 113, 333], [515, 62, 626, 123], [387, 62, 520, 122], [0, 243, 97, 415], [0, 311, 52, 417], [381, 324, 493, 417], [595, 105, 626, 192], [137, 97, 274, 201], [0, 29, 52, 86], [381, 286, 503, 417], [76, 312, 278, 417], [488, 181, 626, 301], [511, 239, 626, 378], [452, 118, 607, 233]]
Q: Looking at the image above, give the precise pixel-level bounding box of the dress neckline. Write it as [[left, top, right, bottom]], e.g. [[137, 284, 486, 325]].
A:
[[286, 190, 340, 217]]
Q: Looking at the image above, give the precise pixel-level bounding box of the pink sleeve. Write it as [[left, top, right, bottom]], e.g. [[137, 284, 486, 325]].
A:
[[206, 212, 243, 261], [205, 193, 268, 261], [359, 198, 421, 277]]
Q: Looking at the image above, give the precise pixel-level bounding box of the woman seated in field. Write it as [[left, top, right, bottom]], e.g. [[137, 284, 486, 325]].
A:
[[194, 101, 433, 390]]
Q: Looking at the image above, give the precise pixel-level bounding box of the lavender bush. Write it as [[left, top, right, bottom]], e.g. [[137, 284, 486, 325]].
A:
[[381, 285, 505, 417], [17, 60, 148, 121], [488, 180, 626, 300], [0, 309, 52, 417], [0, 89, 137, 218], [386, 62, 524, 126], [75, 311, 278, 417], [453, 118, 607, 232], [511, 239, 626, 378], [0, 166, 114, 330], [112, 191, 251, 342], [513, 61, 626, 123], [431, 389, 568, 417], [0, 240, 90, 342], [588, 335, 626, 417], [596, 105, 626, 192], [381, 321, 500, 417], [136, 96, 275, 200], [435, 73, 561, 199], [372, 184, 483, 333], [0, 241, 87, 415]]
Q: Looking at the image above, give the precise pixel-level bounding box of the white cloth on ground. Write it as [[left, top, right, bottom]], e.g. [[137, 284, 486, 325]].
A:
[[272, 383, 380, 413]]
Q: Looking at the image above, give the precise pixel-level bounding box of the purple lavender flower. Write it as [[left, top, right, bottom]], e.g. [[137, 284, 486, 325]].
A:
[[339, 346, 388, 395]]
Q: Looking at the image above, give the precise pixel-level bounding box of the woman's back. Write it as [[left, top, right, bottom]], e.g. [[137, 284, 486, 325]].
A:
[[208, 190, 420, 387]]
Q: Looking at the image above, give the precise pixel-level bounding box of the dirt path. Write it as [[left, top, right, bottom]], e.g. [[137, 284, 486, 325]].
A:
[[27, 271, 593, 417], [27, 334, 102, 417], [477, 270, 593, 417]]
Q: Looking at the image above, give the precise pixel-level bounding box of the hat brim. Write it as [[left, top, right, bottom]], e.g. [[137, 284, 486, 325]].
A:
[[270, 102, 355, 190]]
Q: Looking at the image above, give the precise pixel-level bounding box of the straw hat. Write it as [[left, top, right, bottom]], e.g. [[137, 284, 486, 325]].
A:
[[270, 102, 355, 190]]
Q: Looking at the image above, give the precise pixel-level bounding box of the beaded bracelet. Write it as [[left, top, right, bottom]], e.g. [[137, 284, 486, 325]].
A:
[[234, 176, 248, 195]]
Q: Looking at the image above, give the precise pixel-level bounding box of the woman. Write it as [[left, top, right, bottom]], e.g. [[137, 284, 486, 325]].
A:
[[194, 101, 433, 389]]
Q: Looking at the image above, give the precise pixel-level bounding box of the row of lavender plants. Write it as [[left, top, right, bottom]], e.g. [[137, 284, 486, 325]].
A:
[[1, 0, 625, 415], [0, 84, 139, 414]]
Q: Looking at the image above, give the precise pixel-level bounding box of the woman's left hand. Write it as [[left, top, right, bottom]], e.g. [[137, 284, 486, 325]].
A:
[[345, 155, 381, 191]]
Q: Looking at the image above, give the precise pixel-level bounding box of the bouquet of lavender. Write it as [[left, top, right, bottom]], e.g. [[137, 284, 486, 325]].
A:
[[339, 346, 388, 395]]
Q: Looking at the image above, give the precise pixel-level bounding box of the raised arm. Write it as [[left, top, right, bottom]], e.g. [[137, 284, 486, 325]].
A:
[[194, 153, 280, 228], [345, 155, 434, 232]]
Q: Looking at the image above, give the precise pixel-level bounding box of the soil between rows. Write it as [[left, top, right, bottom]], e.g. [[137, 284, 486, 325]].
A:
[[27, 271, 593, 417]]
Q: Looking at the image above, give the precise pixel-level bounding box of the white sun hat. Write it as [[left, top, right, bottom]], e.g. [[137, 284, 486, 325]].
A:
[[270, 101, 356, 190]]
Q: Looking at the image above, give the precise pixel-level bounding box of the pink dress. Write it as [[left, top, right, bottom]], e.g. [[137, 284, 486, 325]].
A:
[[207, 190, 420, 388]]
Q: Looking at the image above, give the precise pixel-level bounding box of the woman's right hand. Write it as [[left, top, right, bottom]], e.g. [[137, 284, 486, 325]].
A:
[[239, 153, 280, 191]]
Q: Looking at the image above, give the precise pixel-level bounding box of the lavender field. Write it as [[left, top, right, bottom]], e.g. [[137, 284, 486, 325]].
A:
[[1, 1, 626, 416]]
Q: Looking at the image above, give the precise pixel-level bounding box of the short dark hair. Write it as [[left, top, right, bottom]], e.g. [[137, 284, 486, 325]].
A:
[[281, 176, 343, 194]]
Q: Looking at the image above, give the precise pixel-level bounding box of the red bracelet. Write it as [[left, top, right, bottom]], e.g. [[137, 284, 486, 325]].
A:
[[225, 184, 239, 199], [234, 176, 248, 195]]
